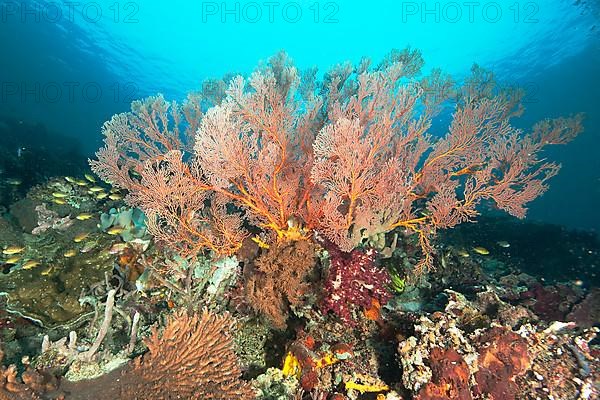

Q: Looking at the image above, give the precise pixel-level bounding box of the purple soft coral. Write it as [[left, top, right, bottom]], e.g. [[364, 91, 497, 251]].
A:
[[321, 245, 392, 324]]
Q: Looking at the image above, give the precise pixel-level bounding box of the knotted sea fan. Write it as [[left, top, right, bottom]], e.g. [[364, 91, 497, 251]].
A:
[[127, 309, 255, 400]]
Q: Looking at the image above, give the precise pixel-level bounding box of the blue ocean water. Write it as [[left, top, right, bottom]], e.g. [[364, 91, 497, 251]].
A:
[[1, 0, 599, 232]]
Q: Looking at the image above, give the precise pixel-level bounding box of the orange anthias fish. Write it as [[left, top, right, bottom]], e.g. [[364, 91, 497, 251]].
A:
[[364, 298, 382, 321]]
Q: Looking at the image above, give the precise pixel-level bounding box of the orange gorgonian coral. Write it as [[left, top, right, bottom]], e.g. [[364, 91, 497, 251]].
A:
[[124, 309, 255, 399], [91, 50, 583, 276]]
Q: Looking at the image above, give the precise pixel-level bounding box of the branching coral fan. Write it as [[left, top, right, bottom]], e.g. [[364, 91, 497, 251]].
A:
[[121, 309, 254, 399], [90, 49, 583, 277]]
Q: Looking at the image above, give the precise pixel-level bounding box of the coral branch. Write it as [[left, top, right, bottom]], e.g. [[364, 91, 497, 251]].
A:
[[82, 289, 116, 362]]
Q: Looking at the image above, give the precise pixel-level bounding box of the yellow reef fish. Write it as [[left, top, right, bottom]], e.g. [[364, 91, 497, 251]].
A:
[[109, 243, 129, 254], [75, 180, 88, 186], [52, 198, 67, 205], [96, 192, 109, 200], [251, 236, 270, 249], [84, 174, 96, 183], [3, 246, 25, 255], [4, 256, 21, 264], [419, 209, 433, 217], [52, 192, 68, 198], [473, 246, 490, 255], [65, 176, 77, 183], [64, 249, 77, 257], [76, 213, 94, 221], [108, 193, 123, 201], [106, 226, 124, 235], [80, 241, 96, 253], [89, 186, 105, 192], [74, 233, 90, 243], [456, 249, 470, 258], [6, 178, 22, 185], [40, 266, 54, 276], [22, 260, 40, 270]]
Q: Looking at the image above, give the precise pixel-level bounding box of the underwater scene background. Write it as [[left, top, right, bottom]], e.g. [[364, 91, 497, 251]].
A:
[[0, 1, 599, 399]]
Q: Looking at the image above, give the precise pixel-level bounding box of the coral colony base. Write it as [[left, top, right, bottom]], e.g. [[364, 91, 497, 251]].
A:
[[0, 50, 597, 400]]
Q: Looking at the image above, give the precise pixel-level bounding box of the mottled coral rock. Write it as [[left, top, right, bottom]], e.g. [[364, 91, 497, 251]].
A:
[[0, 214, 22, 249], [397, 287, 599, 400], [474, 327, 530, 400], [1, 348, 57, 400], [567, 288, 600, 328], [9, 197, 39, 233], [415, 348, 472, 400], [397, 313, 476, 393], [520, 283, 581, 322], [517, 324, 599, 400]]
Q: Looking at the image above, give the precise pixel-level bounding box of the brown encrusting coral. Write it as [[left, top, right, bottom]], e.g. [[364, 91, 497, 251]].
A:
[[244, 240, 317, 329]]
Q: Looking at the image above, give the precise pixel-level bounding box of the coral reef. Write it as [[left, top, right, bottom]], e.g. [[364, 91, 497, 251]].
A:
[[281, 338, 350, 391], [473, 327, 530, 399], [0, 215, 22, 250], [31, 204, 73, 235], [254, 367, 299, 399], [0, 347, 59, 400], [520, 283, 583, 322], [398, 313, 474, 393], [414, 348, 471, 400], [0, 249, 113, 327], [519, 324, 599, 399], [567, 288, 600, 328], [0, 50, 595, 400], [98, 207, 148, 242], [0, 175, 138, 327]]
